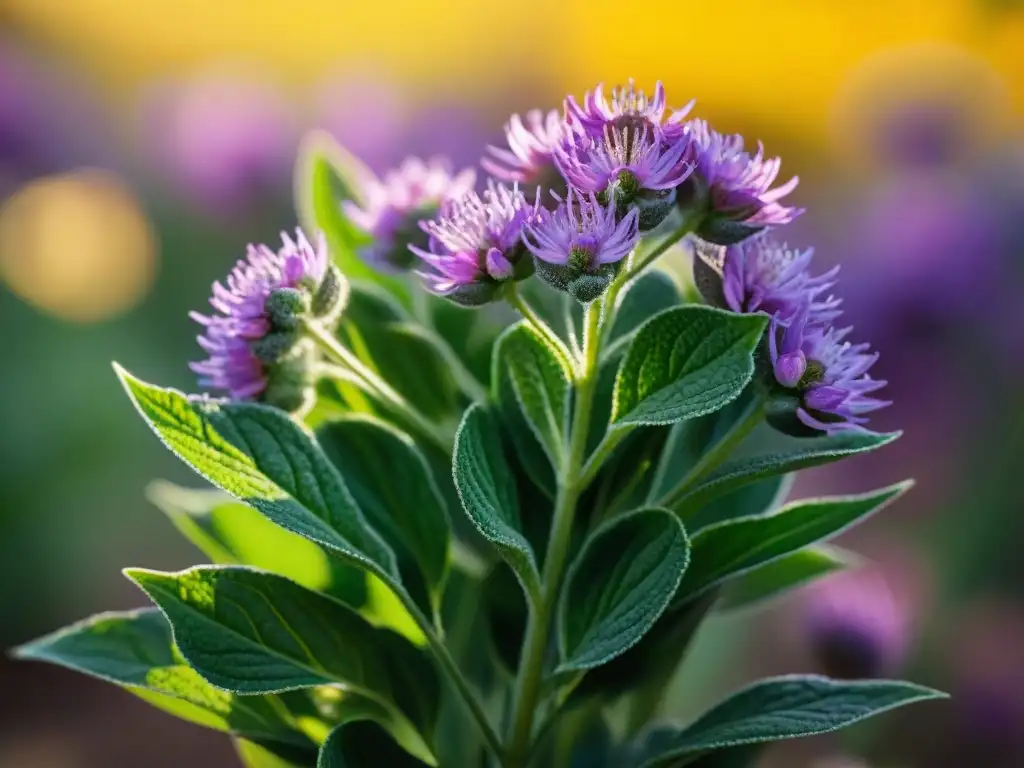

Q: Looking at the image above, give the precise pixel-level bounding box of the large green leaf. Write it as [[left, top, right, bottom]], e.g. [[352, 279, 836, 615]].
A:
[[317, 415, 450, 612], [612, 307, 767, 426], [127, 566, 439, 765], [719, 546, 855, 612], [558, 509, 690, 671], [117, 368, 400, 589], [495, 362, 556, 498], [674, 482, 911, 606], [452, 403, 541, 601], [606, 271, 682, 351], [492, 322, 572, 468], [669, 429, 901, 515], [318, 721, 432, 767], [636, 675, 946, 767], [12, 609, 306, 746]]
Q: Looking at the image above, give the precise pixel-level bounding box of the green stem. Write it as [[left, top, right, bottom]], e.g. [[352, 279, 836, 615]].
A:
[[658, 397, 765, 511], [505, 302, 603, 767], [305, 320, 451, 452], [506, 284, 576, 372], [577, 425, 632, 493]]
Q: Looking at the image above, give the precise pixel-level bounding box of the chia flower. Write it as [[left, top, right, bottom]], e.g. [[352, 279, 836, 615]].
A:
[[411, 181, 539, 306], [680, 119, 803, 245], [803, 566, 913, 680], [343, 157, 475, 272], [565, 79, 693, 143], [190, 229, 345, 412], [555, 123, 692, 230], [767, 309, 889, 435], [524, 189, 640, 303], [482, 108, 569, 201], [693, 234, 841, 325]]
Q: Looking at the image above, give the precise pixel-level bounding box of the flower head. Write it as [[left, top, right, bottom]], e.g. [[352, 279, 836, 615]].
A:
[[682, 119, 802, 244], [344, 157, 475, 272], [482, 109, 568, 199], [411, 181, 539, 306], [190, 229, 342, 411], [566, 80, 693, 142], [768, 309, 889, 434]]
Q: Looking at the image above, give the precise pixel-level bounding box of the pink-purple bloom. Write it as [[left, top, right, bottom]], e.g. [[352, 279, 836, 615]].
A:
[[482, 109, 568, 197], [524, 190, 638, 268], [683, 119, 803, 244], [190, 229, 333, 405], [565, 79, 693, 142], [411, 181, 539, 306], [343, 157, 476, 272]]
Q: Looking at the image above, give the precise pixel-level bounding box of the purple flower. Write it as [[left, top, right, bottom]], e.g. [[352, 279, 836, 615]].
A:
[[190, 229, 339, 410], [803, 566, 913, 680], [411, 181, 539, 306], [482, 109, 568, 198], [769, 309, 889, 434], [682, 119, 802, 244], [720, 235, 841, 323], [344, 157, 475, 272], [565, 79, 693, 142]]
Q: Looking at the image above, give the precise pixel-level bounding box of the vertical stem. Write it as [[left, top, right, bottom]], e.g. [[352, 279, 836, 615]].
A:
[[505, 302, 603, 766]]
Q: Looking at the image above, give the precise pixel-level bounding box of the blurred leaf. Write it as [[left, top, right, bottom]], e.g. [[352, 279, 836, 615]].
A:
[[236, 739, 319, 768], [612, 307, 767, 426], [606, 271, 682, 349], [686, 474, 793, 532], [558, 509, 690, 672], [719, 545, 856, 612], [13, 609, 308, 747], [493, 322, 572, 469], [674, 482, 911, 607], [127, 566, 439, 765], [317, 415, 450, 614], [635, 676, 946, 767], [452, 403, 540, 602], [318, 721, 432, 767], [117, 367, 403, 592]]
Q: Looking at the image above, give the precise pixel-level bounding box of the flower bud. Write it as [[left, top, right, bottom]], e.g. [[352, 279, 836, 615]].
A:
[[265, 287, 310, 331], [311, 264, 349, 325], [633, 187, 677, 232], [773, 350, 807, 388], [534, 258, 620, 305], [251, 328, 303, 365], [262, 339, 317, 415], [696, 217, 764, 246]]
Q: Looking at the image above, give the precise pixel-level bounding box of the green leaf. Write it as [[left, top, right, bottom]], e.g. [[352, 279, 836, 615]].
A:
[[495, 362, 556, 498], [127, 566, 439, 765], [317, 415, 450, 610], [674, 482, 911, 606], [236, 739, 318, 768], [686, 475, 793, 532], [295, 131, 408, 302], [670, 429, 902, 516], [606, 271, 682, 350], [612, 306, 767, 426], [720, 546, 856, 612], [318, 721, 432, 767], [492, 322, 573, 468], [558, 509, 690, 671], [117, 367, 401, 589], [12, 609, 305, 746], [452, 403, 541, 601], [636, 675, 947, 767]]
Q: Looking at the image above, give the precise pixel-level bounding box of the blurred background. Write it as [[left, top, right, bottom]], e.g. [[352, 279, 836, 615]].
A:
[[1, 1, 1022, 766]]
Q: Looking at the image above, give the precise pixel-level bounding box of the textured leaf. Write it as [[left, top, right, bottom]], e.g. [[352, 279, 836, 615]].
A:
[[612, 307, 767, 426], [128, 566, 439, 764], [720, 546, 855, 611], [317, 415, 450, 609], [117, 368, 400, 587], [637, 675, 946, 766], [558, 509, 690, 671], [671, 429, 901, 515], [686, 475, 793, 533], [12, 609, 304, 746], [318, 721, 431, 767], [452, 403, 540, 600], [495, 364, 556, 498], [675, 482, 911, 605], [492, 322, 572, 467]]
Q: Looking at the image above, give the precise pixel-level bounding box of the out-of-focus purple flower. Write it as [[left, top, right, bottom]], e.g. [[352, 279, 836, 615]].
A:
[[555, 123, 691, 230], [411, 181, 539, 306], [565, 79, 693, 142], [769, 310, 889, 435], [191, 229, 341, 411], [681, 119, 802, 245], [406, 101, 494, 170], [715, 235, 841, 324], [803, 566, 913, 680], [141, 70, 297, 216], [343, 157, 475, 272], [482, 108, 568, 200]]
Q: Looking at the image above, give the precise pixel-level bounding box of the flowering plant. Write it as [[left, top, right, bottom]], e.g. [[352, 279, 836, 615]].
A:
[[14, 80, 944, 767]]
